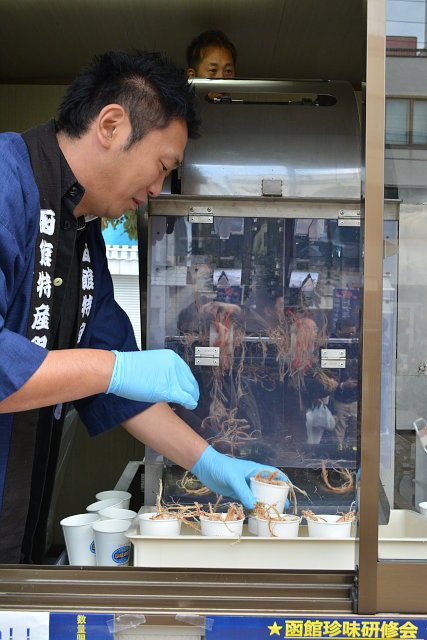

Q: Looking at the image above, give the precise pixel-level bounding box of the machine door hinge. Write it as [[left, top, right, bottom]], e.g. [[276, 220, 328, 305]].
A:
[[338, 209, 361, 227], [195, 346, 220, 367], [321, 348, 346, 369], [262, 179, 283, 196], [188, 206, 214, 223]]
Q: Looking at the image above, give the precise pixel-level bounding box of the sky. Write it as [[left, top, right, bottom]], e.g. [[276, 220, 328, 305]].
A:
[[386, 0, 427, 48]]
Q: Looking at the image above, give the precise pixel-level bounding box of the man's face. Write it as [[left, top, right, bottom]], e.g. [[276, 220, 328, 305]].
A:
[[91, 117, 187, 219], [192, 46, 235, 78]]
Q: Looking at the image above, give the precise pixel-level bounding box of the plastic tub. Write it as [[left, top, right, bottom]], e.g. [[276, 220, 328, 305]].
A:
[[199, 514, 244, 537], [306, 514, 352, 538], [250, 476, 289, 514], [257, 514, 300, 538], [139, 512, 182, 536], [248, 515, 258, 534]]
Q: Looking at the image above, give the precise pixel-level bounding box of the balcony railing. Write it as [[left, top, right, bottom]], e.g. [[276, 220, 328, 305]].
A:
[[386, 47, 427, 57]]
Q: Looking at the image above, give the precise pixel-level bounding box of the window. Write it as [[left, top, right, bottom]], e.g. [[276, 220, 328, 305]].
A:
[[386, 97, 427, 145]]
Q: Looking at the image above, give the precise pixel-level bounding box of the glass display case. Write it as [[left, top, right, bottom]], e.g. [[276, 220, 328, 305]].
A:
[[147, 213, 360, 515], [143, 79, 362, 522]]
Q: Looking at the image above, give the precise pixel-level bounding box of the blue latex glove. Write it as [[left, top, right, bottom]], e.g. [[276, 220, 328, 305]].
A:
[[106, 349, 199, 410], [191, 445, 291, 509]]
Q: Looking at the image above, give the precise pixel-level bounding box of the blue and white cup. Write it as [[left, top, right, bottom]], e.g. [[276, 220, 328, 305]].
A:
[[92, 518, 132, 567], [60, 513, 98, 566]]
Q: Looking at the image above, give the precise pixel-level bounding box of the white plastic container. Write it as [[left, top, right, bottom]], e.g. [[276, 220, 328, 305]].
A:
[[99, 506, 137, 521], [257, 514, 300, 538], [60, 513, 98, 566], [306, 514, 353, 538], [250, 476, 290, 514], [199, 514, 244, 538], [95, 490, 132, 510], [139, 512, 182, 536]]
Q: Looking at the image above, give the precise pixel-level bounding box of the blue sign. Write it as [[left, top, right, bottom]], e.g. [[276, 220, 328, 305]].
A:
[[49, 613, 113, 639], [205, 616, 427, 640]]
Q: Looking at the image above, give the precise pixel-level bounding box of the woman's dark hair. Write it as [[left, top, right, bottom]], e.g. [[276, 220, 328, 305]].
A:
[[56, 50, 200, 148], [186, 30, 236, 71]]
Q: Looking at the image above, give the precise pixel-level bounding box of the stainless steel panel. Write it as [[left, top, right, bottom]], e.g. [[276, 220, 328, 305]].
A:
[[182, 80, 361, 199], [148, 196, 400, 220]]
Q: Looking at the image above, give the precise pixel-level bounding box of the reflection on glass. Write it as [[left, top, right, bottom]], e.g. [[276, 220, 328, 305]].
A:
[[149, 216, 360, 513], [380, 0, 427, 558]]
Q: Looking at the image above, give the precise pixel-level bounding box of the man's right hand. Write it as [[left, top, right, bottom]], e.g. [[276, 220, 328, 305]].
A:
[[106, 349, 199, 410]]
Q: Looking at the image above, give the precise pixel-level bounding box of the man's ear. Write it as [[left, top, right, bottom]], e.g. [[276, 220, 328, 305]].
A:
[[187, 68, 196, 78], [96, 104, 127, 149]]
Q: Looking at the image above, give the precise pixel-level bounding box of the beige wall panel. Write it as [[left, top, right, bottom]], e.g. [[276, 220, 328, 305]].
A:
[[0, 84, 67, 132]]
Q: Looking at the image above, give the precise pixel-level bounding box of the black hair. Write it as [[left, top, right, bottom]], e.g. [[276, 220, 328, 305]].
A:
[[56, 50, 200, 148], [186, 30, 237, 71]]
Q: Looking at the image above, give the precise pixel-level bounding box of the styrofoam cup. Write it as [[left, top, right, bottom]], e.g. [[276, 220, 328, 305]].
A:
[[250, 476, 290, 514], [307, 514, 352, 538], [418, 502, 427, 516], [99, 507, 137, 521], [92, 519, 132, 566], [257, 515, 300, 538], [95, 490, 132, 510], [139, 512, 182, 536], [86, 498, 123, 513], [60, 513, 98, 566], [199, 514, 244, 537]]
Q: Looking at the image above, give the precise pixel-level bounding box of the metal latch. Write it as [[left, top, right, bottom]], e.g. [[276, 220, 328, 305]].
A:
[[188, 206, 214, 223], [195, 346, 219, 367], [320, 348, 346, 369], [338, 209, 361, 227]]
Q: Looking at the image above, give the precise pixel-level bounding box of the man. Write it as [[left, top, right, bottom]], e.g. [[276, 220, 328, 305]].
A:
[[186, 30, 236, 79], [0, 50, 286, 564], [331, 318, 359, 450]]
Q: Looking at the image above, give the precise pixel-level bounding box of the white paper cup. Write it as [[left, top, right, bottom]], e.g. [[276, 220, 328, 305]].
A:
[[92, 519, 132, 566], [95, 490, 132, 510], [60, 513, 98, 566], [257, 515, 300, 538], [139, 512, 182, 536], [306, 514, 352, 538], [99, 507, 137, 521], [250, 476, 290, 515], [86, 498, 123, 513], [199, 514, 244, 537], [419, 502, 427, 516]]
